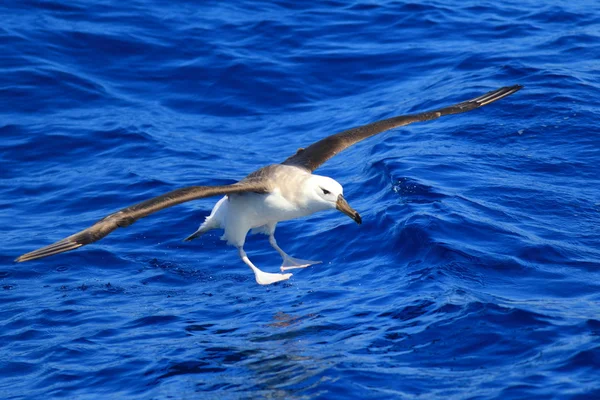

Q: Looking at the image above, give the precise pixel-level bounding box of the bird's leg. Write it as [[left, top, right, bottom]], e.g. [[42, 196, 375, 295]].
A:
[[238, 247, 292, 285], [268, 235, 322, 272]]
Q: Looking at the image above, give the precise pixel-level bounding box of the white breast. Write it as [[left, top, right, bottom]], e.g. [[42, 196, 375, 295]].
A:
[[203, 165, 321, 247], [206, 190, 309, 247]]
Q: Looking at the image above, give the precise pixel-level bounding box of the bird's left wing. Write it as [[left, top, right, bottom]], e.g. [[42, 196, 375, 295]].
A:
[[15, 180, 269, 262], [282, 85, 522, 172]]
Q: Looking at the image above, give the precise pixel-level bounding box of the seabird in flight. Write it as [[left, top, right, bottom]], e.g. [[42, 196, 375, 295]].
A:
[[15, 85, 522, 285]]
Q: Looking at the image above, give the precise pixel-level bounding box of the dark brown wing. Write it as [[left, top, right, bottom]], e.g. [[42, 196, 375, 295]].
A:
[[15, 180, 269, 262], [282, 85, 522, 171]]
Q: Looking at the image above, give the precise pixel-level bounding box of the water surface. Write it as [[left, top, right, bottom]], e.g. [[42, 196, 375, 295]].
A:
[[1, 0, 600, 398]]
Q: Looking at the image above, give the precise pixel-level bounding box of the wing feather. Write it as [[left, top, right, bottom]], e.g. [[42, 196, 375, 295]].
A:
[[15, 181, 269, 262], [282, 85, 522, 171]]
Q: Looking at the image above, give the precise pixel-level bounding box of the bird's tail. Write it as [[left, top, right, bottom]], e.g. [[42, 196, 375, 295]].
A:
[[185, 196, 227, 242], [184, 216, 220, 241], [184, 225, 212, 241]]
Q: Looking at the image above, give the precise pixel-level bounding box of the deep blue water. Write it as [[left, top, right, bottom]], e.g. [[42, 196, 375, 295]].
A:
[[1, 0, 600, 398]]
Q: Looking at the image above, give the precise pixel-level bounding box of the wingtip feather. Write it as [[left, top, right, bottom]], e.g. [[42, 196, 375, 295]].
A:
[[15, 239, 82, 263], [466, 84, 523, 107]]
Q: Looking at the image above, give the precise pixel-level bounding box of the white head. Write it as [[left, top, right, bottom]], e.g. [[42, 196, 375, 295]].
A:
[[303, 175, 362, 224]]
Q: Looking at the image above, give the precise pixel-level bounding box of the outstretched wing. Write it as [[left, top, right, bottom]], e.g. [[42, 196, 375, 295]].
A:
[[15, 180, 269, 262], [282, 85, 522, 172]]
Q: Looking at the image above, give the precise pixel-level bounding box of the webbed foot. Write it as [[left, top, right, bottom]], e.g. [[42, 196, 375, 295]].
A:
[[280, 256, 322, 272], [254, 269, 293, 285]]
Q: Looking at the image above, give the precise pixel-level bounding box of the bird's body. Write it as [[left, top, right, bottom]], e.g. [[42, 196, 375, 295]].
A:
[[193, 165, 320, 247], [16, 85, 523, 285], [183, 164, 347, 284]]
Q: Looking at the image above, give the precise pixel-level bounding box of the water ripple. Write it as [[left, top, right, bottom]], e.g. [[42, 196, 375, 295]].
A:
[[1, 0, 600, 399]]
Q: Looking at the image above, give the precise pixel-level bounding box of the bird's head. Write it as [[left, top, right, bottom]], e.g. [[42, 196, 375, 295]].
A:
[[306, 175, 362, 224]]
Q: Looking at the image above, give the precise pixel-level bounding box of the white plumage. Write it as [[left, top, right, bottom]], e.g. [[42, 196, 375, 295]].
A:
[[186, 166, 347, 284]]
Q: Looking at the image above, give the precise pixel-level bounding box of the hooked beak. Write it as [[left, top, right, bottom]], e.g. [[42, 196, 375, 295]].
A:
[[336, 195, 362, 224]]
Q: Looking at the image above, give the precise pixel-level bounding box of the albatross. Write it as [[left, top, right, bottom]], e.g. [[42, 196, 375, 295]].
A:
[[16, 85, 522, 284]]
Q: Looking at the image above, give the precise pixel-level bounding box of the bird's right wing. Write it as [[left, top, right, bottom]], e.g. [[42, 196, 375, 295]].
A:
[[15, 180, 269, 262], [282, 85, 523, 172]]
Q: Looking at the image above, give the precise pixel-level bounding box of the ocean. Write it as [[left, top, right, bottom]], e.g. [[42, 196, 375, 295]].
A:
[[1, 0, 599, 398]]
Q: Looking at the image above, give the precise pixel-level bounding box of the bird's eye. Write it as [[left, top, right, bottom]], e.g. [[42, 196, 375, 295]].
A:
[[321, 188, 331, 195]]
